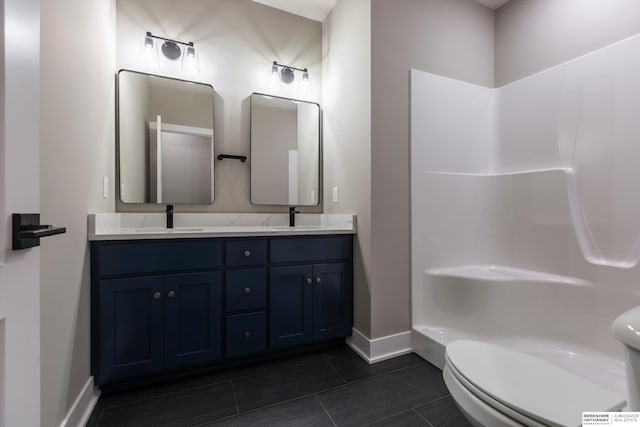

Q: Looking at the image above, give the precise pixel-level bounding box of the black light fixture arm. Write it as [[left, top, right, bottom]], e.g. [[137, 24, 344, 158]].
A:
[[272, 61, 308, 73], [146, 32, 194, 48]]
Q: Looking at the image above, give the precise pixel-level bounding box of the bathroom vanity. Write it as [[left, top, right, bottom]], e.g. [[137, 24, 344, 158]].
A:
[[88, 213, 355, 386]]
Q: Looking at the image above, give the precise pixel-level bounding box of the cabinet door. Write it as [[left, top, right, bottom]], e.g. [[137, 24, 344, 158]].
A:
[[165, 272, 222, 368], [98, 276, 165, 384], [313, 263, 353, 341], [270, 265, 313, 348]]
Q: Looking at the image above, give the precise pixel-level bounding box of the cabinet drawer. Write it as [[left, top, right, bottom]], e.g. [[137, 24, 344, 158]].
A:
[[225, 312, 267, 357], [270, 236, 352, 264], [225, 268, 267, 312], [96, 240, 221, 276], [226, 239, 267, 266]]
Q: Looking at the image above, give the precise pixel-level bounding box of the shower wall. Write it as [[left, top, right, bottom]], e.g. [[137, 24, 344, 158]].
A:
[[411, 33, 640, 361]]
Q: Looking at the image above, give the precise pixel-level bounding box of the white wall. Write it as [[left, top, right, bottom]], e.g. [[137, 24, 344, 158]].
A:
[[0, 1, 42, 426], [323, 0, 372, 336], [369, 0, 495, 339], [116, 0, 322, 213], [496, 0, 640, 86], [40, 1, 116, 426]]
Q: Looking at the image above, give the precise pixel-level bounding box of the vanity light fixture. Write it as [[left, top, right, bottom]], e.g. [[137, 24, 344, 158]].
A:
[[271, 61, 309, 85], [144, 32, 198, 68]]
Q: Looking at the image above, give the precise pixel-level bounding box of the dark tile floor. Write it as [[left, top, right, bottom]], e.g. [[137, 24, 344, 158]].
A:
[[87, 345, 471, 427]]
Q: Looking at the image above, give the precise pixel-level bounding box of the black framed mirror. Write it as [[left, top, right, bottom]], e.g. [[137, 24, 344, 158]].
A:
[[250, 93, 320, 206], [117, 69, 215, 204]]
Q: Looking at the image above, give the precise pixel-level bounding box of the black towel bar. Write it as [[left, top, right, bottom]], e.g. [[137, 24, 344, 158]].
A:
[[217, 154, 247, 162]]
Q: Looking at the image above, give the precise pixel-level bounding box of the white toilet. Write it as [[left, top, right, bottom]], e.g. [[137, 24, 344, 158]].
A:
[[612, 305, 640, 411], [443, 340, 626, 427]]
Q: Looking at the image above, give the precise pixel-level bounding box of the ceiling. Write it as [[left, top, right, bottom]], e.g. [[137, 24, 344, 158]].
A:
[[473, 0, 511, 9], [252, 0, 510, 22], [251, 0, 338, 22]]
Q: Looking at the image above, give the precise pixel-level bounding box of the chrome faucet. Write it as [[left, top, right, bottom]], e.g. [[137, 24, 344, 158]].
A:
[[166, 204, 174, 229], [289, 206, 300, 227]]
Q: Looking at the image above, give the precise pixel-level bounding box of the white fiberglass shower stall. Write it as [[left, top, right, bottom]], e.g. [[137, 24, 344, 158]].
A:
[[410, 34, 640, 398]]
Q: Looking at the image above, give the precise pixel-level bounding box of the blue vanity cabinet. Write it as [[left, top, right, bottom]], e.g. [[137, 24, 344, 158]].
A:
[[91, 234, 353, 387], [92, 240, 222, 385], [97, 272, 221, 384], [224, 239, 269, 358], [269, 236, 353, 349], [164, 272, 222, 368], [270, 265, 314, 348], [98, 276, 165, 384], [312, 262, 352, 341]]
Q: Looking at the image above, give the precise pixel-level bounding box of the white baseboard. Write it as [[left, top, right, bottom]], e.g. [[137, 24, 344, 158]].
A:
[[59, 376, 100, 427], [346, 328, 413, 364]]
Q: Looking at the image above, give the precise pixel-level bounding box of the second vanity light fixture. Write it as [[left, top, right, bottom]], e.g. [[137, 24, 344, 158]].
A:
[[271, 61, 309, 85], [144, 32, 197, 69]]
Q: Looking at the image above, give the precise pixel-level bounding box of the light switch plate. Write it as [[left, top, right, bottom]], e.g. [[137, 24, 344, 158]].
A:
[[103, 177, 109, 198]]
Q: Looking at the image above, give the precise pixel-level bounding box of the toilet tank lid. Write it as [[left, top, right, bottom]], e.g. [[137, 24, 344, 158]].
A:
[[446, 340, 625, 427], [612, 305, 640, 351]]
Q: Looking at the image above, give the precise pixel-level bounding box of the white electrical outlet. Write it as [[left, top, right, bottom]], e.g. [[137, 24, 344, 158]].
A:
[[103, 176, 109, 198], [332, 186, 339, 203]]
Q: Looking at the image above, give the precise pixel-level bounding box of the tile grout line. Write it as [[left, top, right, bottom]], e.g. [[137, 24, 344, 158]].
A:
[[415, 393, 452, 407], [325, 358, 348, 384], [315, 394, 338, 427], [230, 380, 240, 415], [310, 364, 427, 401], [97, 380, 226, 410], [412, 408, 435, 427], [93, 407, 105, 427], [197, 394, 323, 426]]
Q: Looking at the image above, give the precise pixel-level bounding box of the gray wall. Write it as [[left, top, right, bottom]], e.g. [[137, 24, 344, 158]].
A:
[[496, 0, 640, 86], [370, 0, 494, 338], [323, 0, 372, 337], [40, 1, 115, 425]]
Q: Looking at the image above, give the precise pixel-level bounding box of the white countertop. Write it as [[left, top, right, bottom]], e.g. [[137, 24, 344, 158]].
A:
[[88, 213, 356, 241]]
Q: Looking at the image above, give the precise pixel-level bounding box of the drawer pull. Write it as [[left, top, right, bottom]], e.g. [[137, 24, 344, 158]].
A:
[[243, 286, 251, 294], [153, 291, 162, 300], [167, 290, 176, 299], [315, 277, 322, 284], [243, 250, 251, 257], [244, 331, 251, 339], [306, 278, 312, 284]]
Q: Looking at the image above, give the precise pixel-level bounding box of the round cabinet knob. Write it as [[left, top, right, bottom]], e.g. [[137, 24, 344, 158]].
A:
[[315, 277, 322, 284], [306, 278, 312, 284], [243, 286, 251, 294], [244, 331, 251, 339], [167, 290, 176, 298], [243, 250, 251, 257], [153, 291, 162, 300]]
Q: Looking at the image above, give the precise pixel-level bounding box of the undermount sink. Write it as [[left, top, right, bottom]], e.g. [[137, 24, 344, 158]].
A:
[[272, 225, 324, 230], [134, 227, 204, 232]]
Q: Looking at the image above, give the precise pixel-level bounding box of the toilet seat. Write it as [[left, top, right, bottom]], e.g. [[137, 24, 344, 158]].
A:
[[444, 340, 626, 427], [445, 356, 545, 426]]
